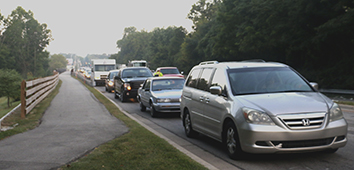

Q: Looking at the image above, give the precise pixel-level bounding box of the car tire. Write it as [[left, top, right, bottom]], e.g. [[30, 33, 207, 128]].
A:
[[183, 110, 198, 138], [114, 90, 118, 99], [139, 100, 146, 112], [224, 121, 244, 160], [120, 92, 126, 102], [150, 102, 158, 118]]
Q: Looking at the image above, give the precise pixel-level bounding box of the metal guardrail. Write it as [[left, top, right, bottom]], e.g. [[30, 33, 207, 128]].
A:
[[0, 104, 21, 130]]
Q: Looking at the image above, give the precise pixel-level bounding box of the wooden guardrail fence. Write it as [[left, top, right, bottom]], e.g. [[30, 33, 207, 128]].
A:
[[20, 73, 59, 118]]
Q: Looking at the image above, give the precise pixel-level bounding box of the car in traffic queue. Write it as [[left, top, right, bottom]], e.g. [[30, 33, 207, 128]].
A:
[[83, 68, 91, 79], [154, 67, 184, 78], [105, 69, 120, 93], [114, 67, 153, 102], [180, 60, 348, 160], [137, 77, 185, 117]]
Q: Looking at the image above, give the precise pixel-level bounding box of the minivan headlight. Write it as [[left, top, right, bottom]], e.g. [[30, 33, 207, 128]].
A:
[[157, 98, 171, 103], [242, 108, 275, 125], [329, 103, 343, 122]]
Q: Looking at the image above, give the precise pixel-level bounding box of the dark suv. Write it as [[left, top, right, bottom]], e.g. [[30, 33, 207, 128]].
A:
[[114, 67, 153, 102]]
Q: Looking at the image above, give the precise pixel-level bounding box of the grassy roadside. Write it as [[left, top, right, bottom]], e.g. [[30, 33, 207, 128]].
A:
[[0, 97, 21, 118], [336, 101, 354, 106], [0, 80, 62, 140], [59, 76, 207, 169]]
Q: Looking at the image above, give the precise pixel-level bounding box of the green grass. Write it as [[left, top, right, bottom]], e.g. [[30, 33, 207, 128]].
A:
[[0, 80, 62, 140], [0, 97, 21, 118], [336, 100, 354, 106], [60, 76, 207, 170]]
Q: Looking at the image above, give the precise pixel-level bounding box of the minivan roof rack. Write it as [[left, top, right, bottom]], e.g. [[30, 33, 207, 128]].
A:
[[241, 59, 265, 62], [199, 61, 219, 65]]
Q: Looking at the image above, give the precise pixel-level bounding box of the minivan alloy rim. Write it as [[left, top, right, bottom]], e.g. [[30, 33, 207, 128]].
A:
[[227, 127, 237, 154], [185, 114, 191, 133]]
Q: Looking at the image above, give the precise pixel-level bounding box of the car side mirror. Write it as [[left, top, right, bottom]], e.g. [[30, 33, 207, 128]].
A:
[[210, 86, 222, 95], [181, 71, 184, 75], [310, 82, 318, 90]]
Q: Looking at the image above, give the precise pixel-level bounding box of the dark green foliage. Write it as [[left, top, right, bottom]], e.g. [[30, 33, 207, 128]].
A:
[[0, 6, 52, 79], [111, 0, 354, 89], [0, 69, 22, 108], [110, 26, 187, 70]]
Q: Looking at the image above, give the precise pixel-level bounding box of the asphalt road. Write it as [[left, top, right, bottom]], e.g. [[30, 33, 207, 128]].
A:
[[0, 72, 129, 170], [96, 85, 354, 170]]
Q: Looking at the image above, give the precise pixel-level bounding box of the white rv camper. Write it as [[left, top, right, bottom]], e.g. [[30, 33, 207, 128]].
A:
[[91, 59, 116, 86]]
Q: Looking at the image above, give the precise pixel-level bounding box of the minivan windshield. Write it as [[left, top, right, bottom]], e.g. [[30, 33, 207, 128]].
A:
[[228, 67, 313, 95]]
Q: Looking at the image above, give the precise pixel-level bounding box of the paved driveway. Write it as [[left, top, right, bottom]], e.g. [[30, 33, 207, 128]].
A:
[[0, 72, 129, 170]]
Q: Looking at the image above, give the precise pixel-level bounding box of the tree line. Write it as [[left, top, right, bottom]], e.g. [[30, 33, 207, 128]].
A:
[[0, 7, 67, 107], [110, 0, 354, 90]]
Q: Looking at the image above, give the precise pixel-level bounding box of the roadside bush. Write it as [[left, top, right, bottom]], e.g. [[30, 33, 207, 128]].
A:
[[0, 69, 22, 108]]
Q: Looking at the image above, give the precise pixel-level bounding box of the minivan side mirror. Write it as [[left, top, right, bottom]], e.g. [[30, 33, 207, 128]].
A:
[[310, 82, 318, 90], [210, 86, 222, 95]]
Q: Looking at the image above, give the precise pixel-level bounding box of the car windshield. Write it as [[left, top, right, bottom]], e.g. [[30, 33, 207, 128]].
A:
[[152, 79, 185, 91], [228, 67, 313, 95], [109, 71, 119, 79], [122, 68, 152, 78], [160, 68, 180, 74]]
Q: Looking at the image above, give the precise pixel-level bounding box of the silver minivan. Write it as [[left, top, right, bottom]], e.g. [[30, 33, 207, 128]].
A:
[[180, 60, 348, 159]]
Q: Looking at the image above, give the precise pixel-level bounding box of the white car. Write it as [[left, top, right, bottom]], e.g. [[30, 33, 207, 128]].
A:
[[137, 77, 185, 117]]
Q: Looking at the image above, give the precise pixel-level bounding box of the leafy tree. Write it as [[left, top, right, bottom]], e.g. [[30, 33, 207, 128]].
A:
[[1, 6, 52, 78], [0, 69, 22, 108], [148, 26, 186, 69], [183, 0, 354, 89], [49, 54, 67, 72], [111, 27, 152, 65]]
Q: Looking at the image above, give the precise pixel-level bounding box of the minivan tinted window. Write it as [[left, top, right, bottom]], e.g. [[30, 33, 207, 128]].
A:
[[186, 68, 201, 88]]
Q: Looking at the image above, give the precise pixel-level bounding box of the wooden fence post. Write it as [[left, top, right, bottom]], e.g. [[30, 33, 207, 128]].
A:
[[20, 80, 26, 118]]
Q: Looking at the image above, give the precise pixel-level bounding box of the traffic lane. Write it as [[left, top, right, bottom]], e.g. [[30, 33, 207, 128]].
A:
[[96, 86, 354, 170]]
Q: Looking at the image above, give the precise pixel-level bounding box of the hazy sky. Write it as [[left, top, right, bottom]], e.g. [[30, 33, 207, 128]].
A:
[[1, 0, 199, 57]]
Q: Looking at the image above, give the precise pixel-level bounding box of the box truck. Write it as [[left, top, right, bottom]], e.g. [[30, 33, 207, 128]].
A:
[[91, 59, 116, 86]]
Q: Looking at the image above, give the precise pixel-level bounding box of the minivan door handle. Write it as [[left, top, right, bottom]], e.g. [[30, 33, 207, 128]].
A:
[[199, 96, 204, 101]]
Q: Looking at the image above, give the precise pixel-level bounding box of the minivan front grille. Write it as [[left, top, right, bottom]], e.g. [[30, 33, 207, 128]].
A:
[[271, 137, 334, 148], [278, 112, 326, 130]]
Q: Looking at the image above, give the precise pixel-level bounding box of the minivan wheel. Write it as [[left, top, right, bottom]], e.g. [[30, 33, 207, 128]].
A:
[[224, 121, 243, 160], [183, 110, 198, 137]]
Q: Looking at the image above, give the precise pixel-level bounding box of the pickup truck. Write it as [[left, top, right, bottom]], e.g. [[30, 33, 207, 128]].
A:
[[114, 67, 153, 102]]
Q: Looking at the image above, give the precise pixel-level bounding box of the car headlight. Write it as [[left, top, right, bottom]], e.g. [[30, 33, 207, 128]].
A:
[[242, 107, 275, 125], [157, 98, 171, 103], [108, 81, 114, 86], [329, 103, 343, 122], [124, 83, 131, 91]]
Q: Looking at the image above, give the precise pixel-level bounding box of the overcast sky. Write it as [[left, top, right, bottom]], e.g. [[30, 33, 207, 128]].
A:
[[1, 0, 199, 57]]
